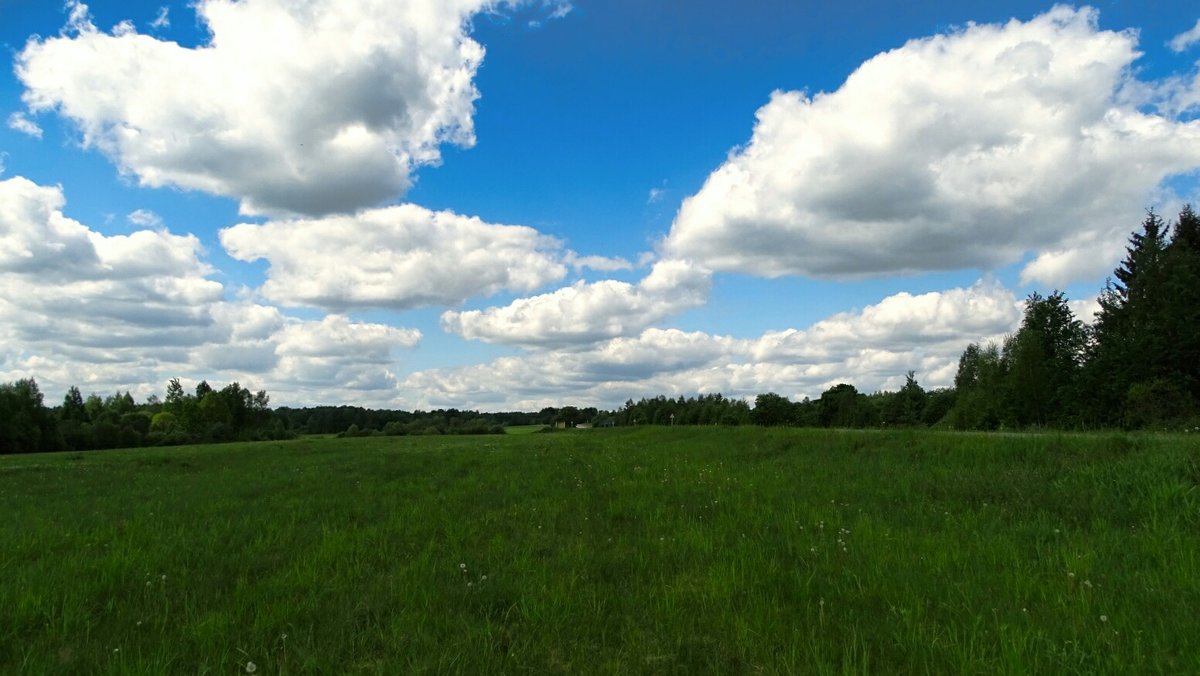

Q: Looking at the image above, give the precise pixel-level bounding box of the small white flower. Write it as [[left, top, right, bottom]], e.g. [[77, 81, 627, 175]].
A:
[[1100, 615, 1108, 623], [459, 563, 466, 570], [246, 661, 258, 673]]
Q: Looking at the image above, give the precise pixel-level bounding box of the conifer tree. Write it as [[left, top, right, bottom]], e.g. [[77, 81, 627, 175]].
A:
[[1086, 210, 1170, 424]]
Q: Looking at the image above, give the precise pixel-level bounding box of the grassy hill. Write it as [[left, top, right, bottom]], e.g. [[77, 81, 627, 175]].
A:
[[2, 428, 1198, 673]]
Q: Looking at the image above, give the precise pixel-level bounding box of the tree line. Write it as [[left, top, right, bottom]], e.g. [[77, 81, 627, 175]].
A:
[[274, 406, 561, 437], [950, 206, 1199, 430], [0, 378, 289, 454]]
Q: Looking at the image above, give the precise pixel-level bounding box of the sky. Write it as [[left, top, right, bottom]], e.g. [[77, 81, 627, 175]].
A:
[[1, 1, 1199, 411]]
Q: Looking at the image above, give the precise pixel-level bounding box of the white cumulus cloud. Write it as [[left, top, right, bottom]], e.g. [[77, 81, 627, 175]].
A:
[[665, 6, 1200, 288], [441, 259, 711, 348], [219, 204, 567, 311], [0, 175, 421, 405], [16, 0, 497, 216]]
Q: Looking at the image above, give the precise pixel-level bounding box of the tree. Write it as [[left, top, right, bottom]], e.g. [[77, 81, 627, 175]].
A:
[[556, 406, 581, 427], [950, 342, 1007, 430], [165, 378, 185, 409], [751, 393, 793, 426], [0, 379, 55, 453], [1086, 210, 1170, 423], [817, 384, 874, 428], [1005, 292, 1087, 427], [883, 371, 927, 427], [60, 386, 88, 423], [1161, 204, 1200, 404]]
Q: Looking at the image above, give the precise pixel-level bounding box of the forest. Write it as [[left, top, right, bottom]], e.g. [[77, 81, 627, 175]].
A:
[[2, 207, 1197, 454]]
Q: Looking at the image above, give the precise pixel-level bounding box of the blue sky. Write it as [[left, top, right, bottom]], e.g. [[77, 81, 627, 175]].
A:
[[1, 1, 1199, 409]]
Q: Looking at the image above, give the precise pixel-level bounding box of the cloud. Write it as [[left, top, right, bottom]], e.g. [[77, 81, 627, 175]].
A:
[[441, 259, 711, 348], [0, 175, 224, 378], [6, 112, 42, 139], [127, 209, 163, 228], [270, 315, 420, 393], [748, 279, 1021, 362], [1169, 19, 1200, 53], [665, 6, 1200, 288], [219, 204, 567, 311], [401, 328, 739, 409], [411, 279, 1019, 409], [149, 6, 170, 30], [0, 175, 421, 405], [16, 0, 495, 216], [547, 2, 573, 20], [563, 250, 634, 273]]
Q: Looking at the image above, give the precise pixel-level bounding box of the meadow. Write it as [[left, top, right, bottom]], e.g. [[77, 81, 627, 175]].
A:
[[1, 427, 1198, 674]]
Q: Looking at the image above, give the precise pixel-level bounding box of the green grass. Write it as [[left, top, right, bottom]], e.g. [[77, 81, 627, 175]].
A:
[[2, 428, 1198, 674], [502, 424, 549, 435]]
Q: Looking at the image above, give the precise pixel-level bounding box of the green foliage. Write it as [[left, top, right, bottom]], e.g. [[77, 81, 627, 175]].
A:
[[1082, 208, 1197, 426], [951, 205, 1200, 430], [751, 392, 793, 426], [1004, 292, 1088, 427], [817, 383, 876, 428], [950, 342, 1006, 430], [1123, 379, 1197, 429], [616, 393, 751, 427], [882, 371, 927, 427], [0, 378, 54, 453], [60, 386, 87, 423], [0, 378, 290, 455]]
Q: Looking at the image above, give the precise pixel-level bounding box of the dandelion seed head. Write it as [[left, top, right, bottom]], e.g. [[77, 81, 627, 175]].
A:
[[246, 661, 257, 673]]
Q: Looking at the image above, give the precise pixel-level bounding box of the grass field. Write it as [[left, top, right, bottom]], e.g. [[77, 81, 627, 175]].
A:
[[502, 424, 549, 435], [2, 428, 1198, 674]]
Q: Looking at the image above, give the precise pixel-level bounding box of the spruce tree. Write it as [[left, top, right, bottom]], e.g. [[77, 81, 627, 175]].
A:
[[1085, 210, 1169, 424], [1162, 204, 1200, 405]]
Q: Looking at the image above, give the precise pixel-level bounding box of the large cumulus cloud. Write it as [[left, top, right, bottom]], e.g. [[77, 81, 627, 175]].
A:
[[665, 6, 1200, 287], [0, 176, 422, 404], [16, 0, 498, 216], [440, 259, 712, 348], [219, 205, 568, 311]]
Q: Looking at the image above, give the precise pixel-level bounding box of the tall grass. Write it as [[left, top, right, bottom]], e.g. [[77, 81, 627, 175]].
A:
[[1, 428, 1197, 673]]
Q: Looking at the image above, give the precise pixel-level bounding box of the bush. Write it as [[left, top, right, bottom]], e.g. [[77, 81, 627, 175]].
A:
[[1124, 379, 1198, 429]]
